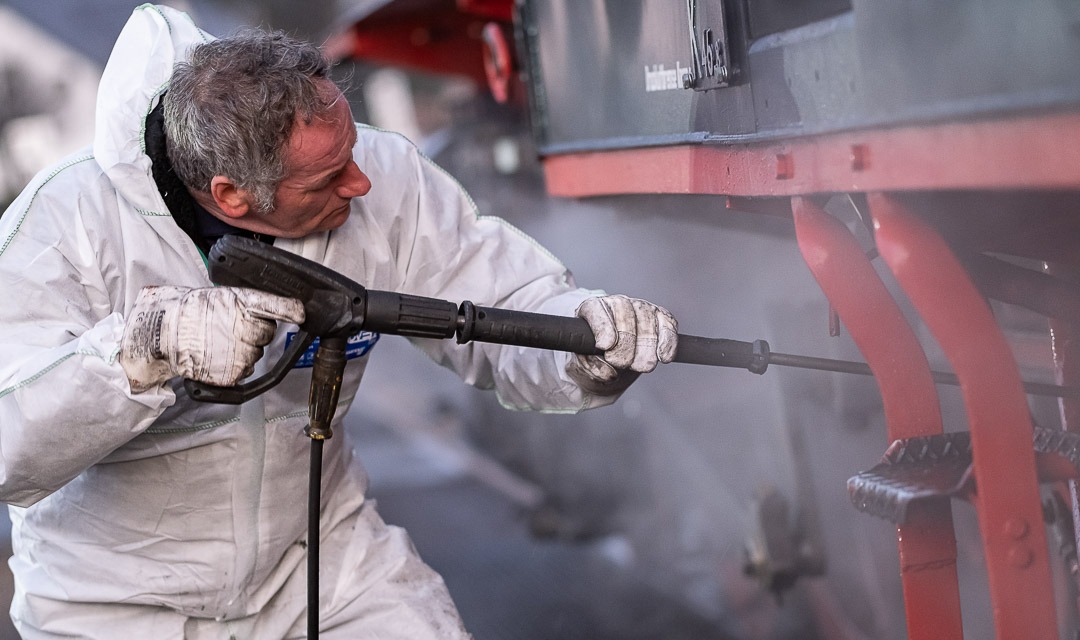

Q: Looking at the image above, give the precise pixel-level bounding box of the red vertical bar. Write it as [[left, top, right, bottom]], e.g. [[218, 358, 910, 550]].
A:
[[870, 193, 1058, 640], [792, 197, 963, 640]]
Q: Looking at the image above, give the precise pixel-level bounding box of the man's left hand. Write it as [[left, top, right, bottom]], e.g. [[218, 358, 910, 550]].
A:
[[566, 294, 678, 395]]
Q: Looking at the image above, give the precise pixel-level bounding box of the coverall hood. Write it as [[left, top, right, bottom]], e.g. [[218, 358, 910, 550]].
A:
[[94, 4, 211, 217]]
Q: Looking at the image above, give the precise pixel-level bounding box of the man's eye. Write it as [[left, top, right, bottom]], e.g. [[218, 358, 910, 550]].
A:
[[318, 170, 344, 190]]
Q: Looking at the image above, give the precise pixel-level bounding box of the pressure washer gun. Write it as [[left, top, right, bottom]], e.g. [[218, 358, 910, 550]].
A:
[[183, 235, 776, 422]]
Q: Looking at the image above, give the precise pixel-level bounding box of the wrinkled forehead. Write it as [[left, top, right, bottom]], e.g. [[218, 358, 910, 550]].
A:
[[283, 85, 356, 176]]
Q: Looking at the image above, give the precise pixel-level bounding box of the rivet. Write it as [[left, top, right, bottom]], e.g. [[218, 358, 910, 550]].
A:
[[1008, 546, 1034, 568], [1004, 518, 1029, 540]]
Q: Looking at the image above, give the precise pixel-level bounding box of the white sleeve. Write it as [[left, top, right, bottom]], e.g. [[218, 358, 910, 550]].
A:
[[0, 183, 173, 506], [362, 132, 616, 413]]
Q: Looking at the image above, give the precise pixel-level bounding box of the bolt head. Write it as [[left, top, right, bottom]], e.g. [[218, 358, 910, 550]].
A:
[[1008, 546, 1034, 568], [1004, 518, 1029, 540]]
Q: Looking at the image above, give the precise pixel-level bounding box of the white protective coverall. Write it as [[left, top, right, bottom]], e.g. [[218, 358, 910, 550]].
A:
[[0, 4, 613, 638]]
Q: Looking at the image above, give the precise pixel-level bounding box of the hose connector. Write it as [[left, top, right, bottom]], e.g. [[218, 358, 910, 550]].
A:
[[306, 336, 348, 440]]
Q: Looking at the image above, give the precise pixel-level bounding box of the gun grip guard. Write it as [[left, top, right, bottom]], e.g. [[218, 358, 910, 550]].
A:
[[184, 331, 316, 404]]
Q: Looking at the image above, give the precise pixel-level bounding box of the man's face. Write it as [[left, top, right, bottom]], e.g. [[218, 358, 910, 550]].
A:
[[260, 83, 371, 238]]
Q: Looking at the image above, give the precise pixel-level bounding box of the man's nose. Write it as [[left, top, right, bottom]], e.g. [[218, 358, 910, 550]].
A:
[[337, 161, 371, 199]]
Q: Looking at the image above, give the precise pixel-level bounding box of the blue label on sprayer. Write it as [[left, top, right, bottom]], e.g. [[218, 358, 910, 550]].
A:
[[285, 331, 380, 368]]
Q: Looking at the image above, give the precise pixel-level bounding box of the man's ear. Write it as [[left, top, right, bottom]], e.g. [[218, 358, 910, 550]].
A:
[[209, 176, 252, 219]]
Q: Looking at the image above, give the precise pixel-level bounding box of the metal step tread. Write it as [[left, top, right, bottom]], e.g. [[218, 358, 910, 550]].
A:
[[848, 427, 1080, 523]]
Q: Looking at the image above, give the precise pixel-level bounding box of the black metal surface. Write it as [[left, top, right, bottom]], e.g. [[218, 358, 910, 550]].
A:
[[674, 335, 769, 373], [849, 428, 1080, 524], [1033, 428, 1080, 472], [519, 0, 1080, 154], [683, 0, 734, 92], [847, 432, 974, 524]]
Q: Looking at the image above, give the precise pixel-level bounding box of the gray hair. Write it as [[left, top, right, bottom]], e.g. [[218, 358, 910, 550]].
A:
[[164, 29, 336, 214]]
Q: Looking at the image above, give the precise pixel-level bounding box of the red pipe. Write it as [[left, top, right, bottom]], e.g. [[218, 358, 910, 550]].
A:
[[792, 197, 963, 640], [871, 192, 1058, 640]]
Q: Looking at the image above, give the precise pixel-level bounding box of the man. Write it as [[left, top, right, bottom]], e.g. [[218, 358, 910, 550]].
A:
[[0, 5, 677, 639]]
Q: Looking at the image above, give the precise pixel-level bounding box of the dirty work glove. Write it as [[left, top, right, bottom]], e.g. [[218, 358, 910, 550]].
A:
[[119, 285, 306, 393], [566, 294, 678, 396]]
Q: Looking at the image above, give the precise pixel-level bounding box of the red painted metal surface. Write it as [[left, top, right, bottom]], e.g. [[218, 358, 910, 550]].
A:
[[542, 112, 1080, 198], [871, 193, 1058, 640], [481, 22, 514, 104], [892, 193, 1080, 270], [333, 0, 514, 88], [457, 0, 513, 22], [337, 0, 491, 85], [792, 197, 963, 640]]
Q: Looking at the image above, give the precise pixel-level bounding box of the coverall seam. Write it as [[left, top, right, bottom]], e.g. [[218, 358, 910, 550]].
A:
[[144, 417, 239, 434], [497, 394, 589, 414], [143, 408, 312, 434], [135, 208, 171, 217], [0, 155, 95, 257], [0, 348, 110, 399], [137, 4, 174, 34], [137, 3, 212, 44], [269, 410, 311, 423]]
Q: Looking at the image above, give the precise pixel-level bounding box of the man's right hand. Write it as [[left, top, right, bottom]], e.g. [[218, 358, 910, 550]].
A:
[[120, 285, 306, 393]]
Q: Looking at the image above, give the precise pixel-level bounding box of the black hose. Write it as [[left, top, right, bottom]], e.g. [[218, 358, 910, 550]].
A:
[[308, 439, 323, 639]]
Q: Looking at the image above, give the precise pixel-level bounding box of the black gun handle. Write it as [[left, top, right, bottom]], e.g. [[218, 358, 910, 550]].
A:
[[362, 290, 459, 339], [459, 303, 604, 356], [184, 331, 316, 404], [673, 335, 771, 374], [458, 304, 771, 375]]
